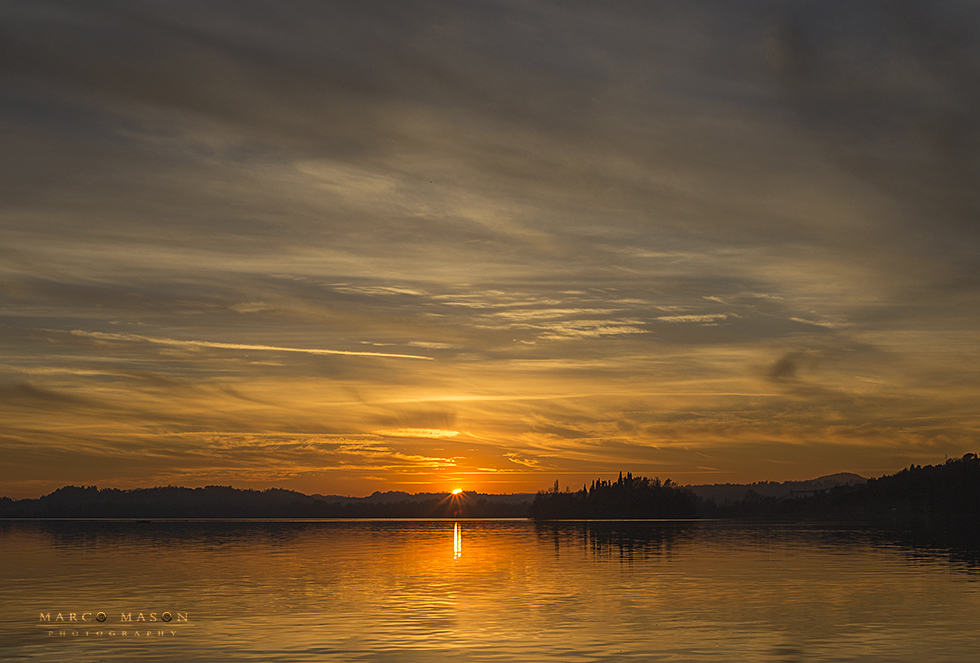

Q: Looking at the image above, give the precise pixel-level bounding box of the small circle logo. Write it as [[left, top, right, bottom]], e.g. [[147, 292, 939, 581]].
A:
[[96, 612, 107, 623], [162, 612, 172, 622]]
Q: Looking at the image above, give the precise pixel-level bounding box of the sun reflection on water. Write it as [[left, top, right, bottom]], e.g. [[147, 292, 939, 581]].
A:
[[3, 522, 980, 661]]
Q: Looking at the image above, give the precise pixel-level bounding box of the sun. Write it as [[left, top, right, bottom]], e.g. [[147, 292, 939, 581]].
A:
[[451, 488, 463, 495]]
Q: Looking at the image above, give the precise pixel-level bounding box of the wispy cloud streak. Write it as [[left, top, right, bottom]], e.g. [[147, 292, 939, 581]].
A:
[[70, 330, 433, 360]]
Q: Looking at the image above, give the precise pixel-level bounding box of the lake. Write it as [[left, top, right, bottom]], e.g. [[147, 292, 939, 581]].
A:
[[1, 519, 978, 662]]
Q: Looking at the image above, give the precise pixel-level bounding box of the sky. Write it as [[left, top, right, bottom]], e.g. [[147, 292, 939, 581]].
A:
[[2, 1, 979, 499]]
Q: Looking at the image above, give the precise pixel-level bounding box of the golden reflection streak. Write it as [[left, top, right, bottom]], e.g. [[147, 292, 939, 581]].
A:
[[453, 522, 462, 561]]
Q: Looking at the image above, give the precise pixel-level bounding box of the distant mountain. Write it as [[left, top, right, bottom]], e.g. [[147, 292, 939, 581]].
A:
[[687, 473, 867, 504]]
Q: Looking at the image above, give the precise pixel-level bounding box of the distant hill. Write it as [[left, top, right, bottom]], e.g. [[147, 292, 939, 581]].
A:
[[687, 473, 867, 504], [4, 456, 978, 523], [530, 455, 980, 523], [311, 490, 536, 505], [0, 486, 532, 519], [792, 455, 980, 523]]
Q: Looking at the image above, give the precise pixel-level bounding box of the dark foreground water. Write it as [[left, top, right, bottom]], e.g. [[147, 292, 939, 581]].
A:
[[1, 519, 978, 662]]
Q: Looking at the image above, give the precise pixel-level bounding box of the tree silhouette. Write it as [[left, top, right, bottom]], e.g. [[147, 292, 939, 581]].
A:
[[529, 473, 699, 519]]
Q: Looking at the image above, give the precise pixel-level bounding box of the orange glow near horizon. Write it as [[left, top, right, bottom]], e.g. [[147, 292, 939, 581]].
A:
[[451, 488, 463, 495]]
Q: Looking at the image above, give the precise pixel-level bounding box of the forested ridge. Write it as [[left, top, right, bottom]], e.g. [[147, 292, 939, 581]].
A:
[[527, 473, 700, 519], [529, 454, 980, 523]]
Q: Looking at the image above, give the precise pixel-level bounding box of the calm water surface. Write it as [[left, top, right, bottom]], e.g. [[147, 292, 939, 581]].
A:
[[1, 519, 978, 662]]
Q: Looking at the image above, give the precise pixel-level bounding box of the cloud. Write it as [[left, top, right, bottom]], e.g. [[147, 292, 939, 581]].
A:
[[766, 1, 980, 234], [230, 302, 274, 314], [69, 329, 433, 360], [506, 453, 543, 469], [768, 353, 801, 382], [537, 320, 648, 340], [375, 429, 460, 439], [656, 314, 738, 324], [1, 1, 979, 496], [490, 308, 618, 321], [0, 382, 93, 409]]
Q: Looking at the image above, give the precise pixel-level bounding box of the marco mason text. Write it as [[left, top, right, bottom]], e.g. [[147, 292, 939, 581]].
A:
[[39, 611, 189, 637]]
